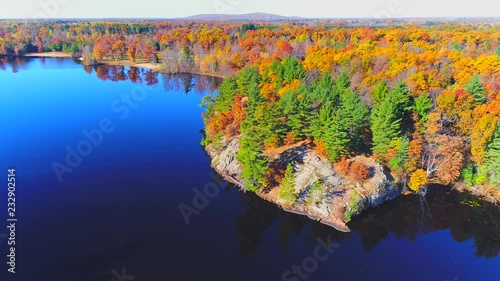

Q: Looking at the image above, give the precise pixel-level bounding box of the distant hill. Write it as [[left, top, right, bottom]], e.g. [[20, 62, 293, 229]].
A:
[[181, 12, 302, 21]]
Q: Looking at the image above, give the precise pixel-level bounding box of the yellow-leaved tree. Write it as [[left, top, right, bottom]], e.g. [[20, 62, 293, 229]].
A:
[[471, 114, 498, 164], [408, 169, 428, 192]]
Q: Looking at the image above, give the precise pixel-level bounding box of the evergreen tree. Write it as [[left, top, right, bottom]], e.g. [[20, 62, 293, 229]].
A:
[[307, 180, 325, 205], [339, 89, 369, 150], [214, 77, 237, 112], [282, 57, 306, 83], [280, 89, 300, 136], [388, 137, 410, 171], [371, 98, 402, 155], [372, 80, 388, 105], [310, 73, 337, 107], [262, 103, 288, 145], [388, 81, 413, 120], [237, 131, 268, 192], [289, 85, 314, 140], [279, 86, 313, 141], [238, 101, 268, 191], [235, 66, 268, 192], [236, 66, 260, 96], [466, 73, 486, 104], [312, 101, 334, 141], [414, 93, 433, 123], [335, 71, 350, 90], [279, 164, 297, 207], [323, 109, 350, 162], [269, 60, 285, 89]]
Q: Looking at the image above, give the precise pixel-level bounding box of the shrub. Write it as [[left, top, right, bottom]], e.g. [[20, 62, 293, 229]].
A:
[[334, 157, 351, 177], [307, 180, 325, 205], [344, 191, 363, 222], [350, 161, 370, 182]]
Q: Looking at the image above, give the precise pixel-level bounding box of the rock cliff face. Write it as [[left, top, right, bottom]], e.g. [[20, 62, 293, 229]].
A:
[[206, 137, 401, 232]]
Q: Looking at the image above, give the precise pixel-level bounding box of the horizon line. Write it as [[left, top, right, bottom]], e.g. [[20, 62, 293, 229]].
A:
[[0, 13, 499, 21]]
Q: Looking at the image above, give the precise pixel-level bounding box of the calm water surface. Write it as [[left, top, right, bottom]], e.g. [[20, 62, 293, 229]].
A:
[[0, 58, 499, 281]]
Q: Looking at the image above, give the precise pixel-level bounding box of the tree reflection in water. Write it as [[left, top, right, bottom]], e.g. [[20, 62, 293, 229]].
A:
[[81, 63, 223, 96], [234, 185, 500, 259]]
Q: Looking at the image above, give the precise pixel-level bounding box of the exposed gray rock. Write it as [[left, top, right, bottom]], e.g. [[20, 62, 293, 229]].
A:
[[205, 137, 401, 232]]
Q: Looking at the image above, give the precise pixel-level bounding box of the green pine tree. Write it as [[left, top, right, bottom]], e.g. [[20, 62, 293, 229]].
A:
[[236, 66, 260, 97], [279, 164, 297, 207], [238, 103, 268, 192], [372, 80, 388, 105], [388, 137, 410, 171], [235, 66, 268, 192], [324, 109, 350, 162], [263, 103, 288, 146], [282, 57, 306, 83], [466, 73, 486, 104], [214, 77, 238, 112], [312, 100, 335, 141], [335, 71, 351, 90], [414, 93, 433, 123], [310, 73, 337, 106], [371, 98, 402, 155], [339, 89, 369, 150], [388, 81, 413, 120]]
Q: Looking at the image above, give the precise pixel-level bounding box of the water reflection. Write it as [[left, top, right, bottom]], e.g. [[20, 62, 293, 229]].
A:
[[0, 57, 28, 73], [234, 186, 500, 259], [350, 188, 500, 258], [0, 57, 222, 95], [83, 64, 222, 94]]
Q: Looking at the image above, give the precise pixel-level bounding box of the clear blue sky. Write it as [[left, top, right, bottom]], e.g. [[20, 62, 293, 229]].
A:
[[1, 0, 498, 19]]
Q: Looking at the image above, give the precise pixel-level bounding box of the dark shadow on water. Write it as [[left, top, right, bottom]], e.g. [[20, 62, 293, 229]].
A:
[[233, 185, 500, 259], [349, 187, 500, 258]]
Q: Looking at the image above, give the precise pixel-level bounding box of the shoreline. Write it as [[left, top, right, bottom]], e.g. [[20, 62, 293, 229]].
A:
[[213, 162, 353, 232], [23, 52, 74, 58], [17, 52, 227, 78], [204, 138, 401, 233], [204, 136, 500, 233], [101, 59, 162, 71]]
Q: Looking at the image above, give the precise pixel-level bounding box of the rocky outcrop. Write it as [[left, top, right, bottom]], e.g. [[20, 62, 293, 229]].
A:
[[205, 137, 401, 232]]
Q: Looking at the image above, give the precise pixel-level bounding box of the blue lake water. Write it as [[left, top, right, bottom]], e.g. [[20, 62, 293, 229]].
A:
[[0, 58, 499, 281]]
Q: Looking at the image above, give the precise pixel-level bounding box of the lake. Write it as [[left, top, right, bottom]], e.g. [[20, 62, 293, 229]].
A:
[[1, 58, 499, 281]]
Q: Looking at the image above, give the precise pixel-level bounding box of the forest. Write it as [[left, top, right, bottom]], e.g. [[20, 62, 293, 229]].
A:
[[1, 19, 499, 202]]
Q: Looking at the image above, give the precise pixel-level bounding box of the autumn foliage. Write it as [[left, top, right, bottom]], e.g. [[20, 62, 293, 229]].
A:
[[408, 169, 429, 192], [334, 158, 370, 182], [2, 19, 500, 195]]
